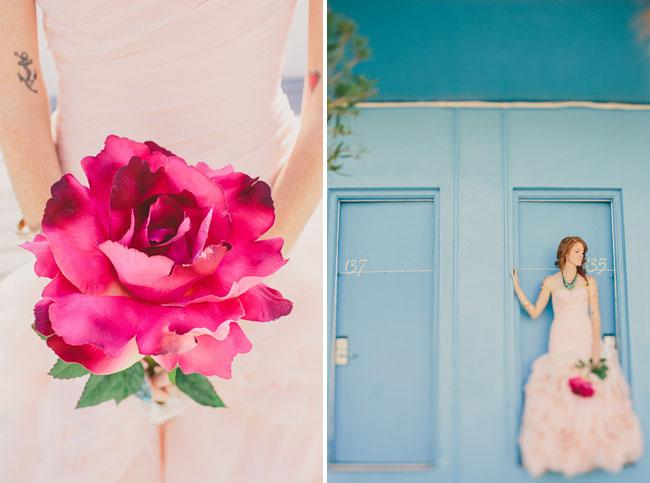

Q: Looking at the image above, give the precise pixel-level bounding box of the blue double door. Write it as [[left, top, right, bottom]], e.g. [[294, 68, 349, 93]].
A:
[[328, 108, 648, 482]]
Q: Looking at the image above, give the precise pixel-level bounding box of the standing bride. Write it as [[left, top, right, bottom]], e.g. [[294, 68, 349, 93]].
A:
[[0, 1, 322, 482], [512, 236, 643, 478]]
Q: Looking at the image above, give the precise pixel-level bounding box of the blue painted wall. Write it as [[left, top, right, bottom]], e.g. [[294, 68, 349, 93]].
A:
[[327, 107, 650, 482], [328, 0, 650, 102]]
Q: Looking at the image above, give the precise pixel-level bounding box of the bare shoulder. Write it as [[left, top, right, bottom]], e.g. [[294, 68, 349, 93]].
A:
[[542, 274, 558, 291]]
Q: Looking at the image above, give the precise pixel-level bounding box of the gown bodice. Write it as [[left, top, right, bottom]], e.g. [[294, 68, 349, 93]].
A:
[[548, 285, 593, 357], [551, 285, 590, 321], [35, 0, 300, 180]]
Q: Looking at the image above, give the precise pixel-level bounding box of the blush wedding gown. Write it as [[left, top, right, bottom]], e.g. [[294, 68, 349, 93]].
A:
[[0, 1, 322, 482], [518, 284, 643, 478]]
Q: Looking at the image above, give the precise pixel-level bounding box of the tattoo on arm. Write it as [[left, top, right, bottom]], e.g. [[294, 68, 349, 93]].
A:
[[307, 70, 320, 93], [14, 51, 38, 94]]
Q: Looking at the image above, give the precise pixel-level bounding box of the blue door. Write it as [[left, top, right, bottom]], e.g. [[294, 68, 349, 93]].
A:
[[328, 107, 650, 483], [330, 197, 438, 474], [514, 194, 625, 463], [516, 196, 618, 374]]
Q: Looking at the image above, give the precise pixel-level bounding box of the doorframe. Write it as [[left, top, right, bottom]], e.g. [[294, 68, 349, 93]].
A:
[[327, 187, 441, 472], [508, 187, 630, 461]]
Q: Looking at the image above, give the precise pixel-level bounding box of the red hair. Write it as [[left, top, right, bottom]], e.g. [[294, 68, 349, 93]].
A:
[[555, 236, 589, 285]]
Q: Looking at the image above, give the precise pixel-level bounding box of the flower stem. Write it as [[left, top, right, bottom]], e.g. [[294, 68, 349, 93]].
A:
[[143, 355, 159, 378]]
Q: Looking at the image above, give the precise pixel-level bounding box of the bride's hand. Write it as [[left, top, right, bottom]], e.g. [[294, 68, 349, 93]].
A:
[[147, 365, 177, 404], [511, 268, 520, 289], [590, 342, 602, 369]]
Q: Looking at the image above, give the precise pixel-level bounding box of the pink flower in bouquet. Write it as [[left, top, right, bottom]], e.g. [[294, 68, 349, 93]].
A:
[[23, 135, 292, 377], [568, 376, 595, 398]]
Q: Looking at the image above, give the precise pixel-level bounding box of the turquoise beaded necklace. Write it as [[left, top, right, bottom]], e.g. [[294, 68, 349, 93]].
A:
[[562, 270, 578, 290]]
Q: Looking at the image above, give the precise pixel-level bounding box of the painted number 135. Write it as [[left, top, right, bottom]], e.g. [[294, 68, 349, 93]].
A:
[[586, 257, 607, 275], [343, 258, 368, 276]]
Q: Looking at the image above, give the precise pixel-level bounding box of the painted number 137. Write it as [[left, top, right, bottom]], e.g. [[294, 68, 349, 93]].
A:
[[343, 258, 368, 276]]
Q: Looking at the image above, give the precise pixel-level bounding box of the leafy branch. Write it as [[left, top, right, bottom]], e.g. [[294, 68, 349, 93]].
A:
[[327, 9, 378, 172]]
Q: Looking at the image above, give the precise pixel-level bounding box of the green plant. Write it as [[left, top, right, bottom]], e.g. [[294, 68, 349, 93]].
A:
[[327, 9, 378, 172]]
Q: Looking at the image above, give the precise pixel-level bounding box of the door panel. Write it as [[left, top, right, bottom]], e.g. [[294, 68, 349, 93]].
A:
[[332, 199, 436, 466]]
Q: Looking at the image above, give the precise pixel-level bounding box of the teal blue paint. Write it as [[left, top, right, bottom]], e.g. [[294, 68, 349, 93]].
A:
[[328, 107, 650, 482], [328, 0, 650, 102]]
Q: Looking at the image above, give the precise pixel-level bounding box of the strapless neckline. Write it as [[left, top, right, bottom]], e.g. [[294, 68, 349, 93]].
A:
[[556, 285, 588, 294]]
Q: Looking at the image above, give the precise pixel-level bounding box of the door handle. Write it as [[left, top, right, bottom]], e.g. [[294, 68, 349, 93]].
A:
[[335, 336, 357, 366]]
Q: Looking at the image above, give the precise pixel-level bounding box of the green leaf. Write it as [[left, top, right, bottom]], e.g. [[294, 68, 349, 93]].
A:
[[49, 358, 89, 379], [175, 370, 225, 408], [76, 362, 144, 409], [168, 367, 177, 386], [591, 362, 609, 380]]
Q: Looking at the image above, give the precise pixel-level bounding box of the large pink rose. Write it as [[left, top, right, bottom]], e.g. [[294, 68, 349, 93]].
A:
[[568, 376, 595, 398], [23, 135, 292, 376]]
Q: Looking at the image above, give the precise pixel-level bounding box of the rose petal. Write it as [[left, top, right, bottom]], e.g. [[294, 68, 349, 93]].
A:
[[191, 208, 213, 261], [134, 298, 243, 356], [117, 210, 136, 245], [48, 294, 143, 357], [168, 298, 244, 335], [155, 323, 252, 377], [144, 140, 176, 157], [239, 284, 293, 322], [146, 196, 185, 244], [143, 237, 287, 306], [110, 156, 168, 240], [47, 336, 141, 375], [34, 299, 54, 336], [210, 171, 275, 244], [42, 174, 119, 295], [136, 323, 194, 358], [195, 162, 234, 179], [163, 157, 226, 210], [42, 273, 81, 298], [20, 234, 59, 278], [98, 240, 228, 303], [81, 135, 151, 232], [210, 237, 288, 297], [98, 239, 174, 286]]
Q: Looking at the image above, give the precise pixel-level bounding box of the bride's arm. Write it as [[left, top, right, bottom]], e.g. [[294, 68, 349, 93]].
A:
[[265, 0, 323, 254], [586, 275, 602, 366], [511, 269, 552, 319], [0, 1, 61, 232]]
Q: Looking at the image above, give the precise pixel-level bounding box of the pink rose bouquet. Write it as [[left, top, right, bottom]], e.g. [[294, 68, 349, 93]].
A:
[[23, 135, 292, 408], [569, 357, 608, 398], [568, 376, 595, 398]]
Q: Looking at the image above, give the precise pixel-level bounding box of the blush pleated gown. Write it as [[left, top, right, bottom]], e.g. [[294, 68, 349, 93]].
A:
[[518, 285, 643, 478]]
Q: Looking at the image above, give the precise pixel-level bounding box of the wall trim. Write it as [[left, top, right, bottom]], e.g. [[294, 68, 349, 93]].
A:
[[357, 101, 650, 110]]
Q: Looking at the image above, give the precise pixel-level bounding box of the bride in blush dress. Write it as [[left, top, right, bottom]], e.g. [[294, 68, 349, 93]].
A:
[[512, 236, 643, 478], [0, 1, 322, 482]]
